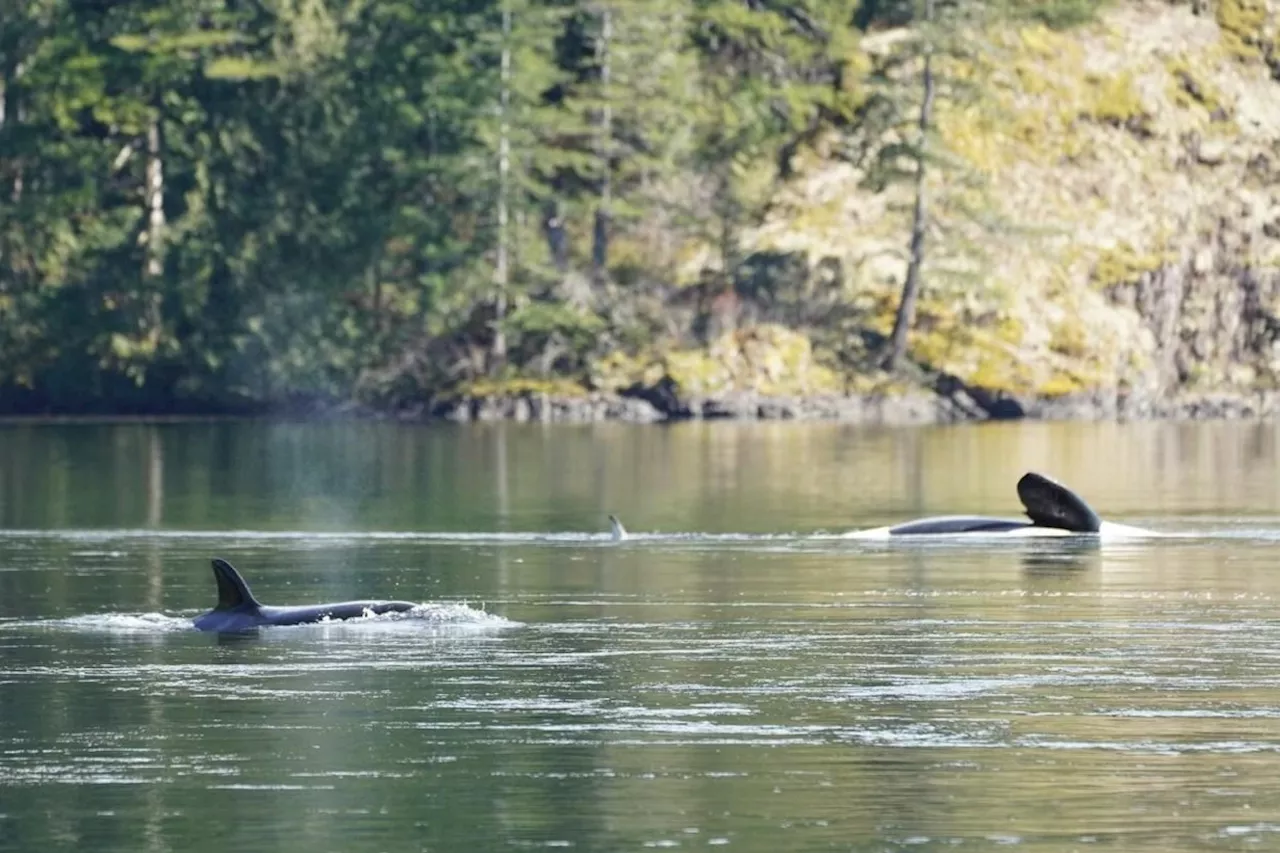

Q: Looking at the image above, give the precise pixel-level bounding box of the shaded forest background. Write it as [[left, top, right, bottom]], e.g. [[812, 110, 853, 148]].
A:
[[0, 0, 1236, 416]]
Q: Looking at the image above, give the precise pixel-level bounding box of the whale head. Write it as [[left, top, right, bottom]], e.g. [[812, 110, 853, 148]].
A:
[[1016, 472, 1102, 533]]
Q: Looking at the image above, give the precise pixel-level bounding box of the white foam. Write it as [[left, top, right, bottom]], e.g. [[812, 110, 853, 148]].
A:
[[1097, 521, 1163, 540], [3, 613, 193, 634], [1, 603, 518, 635]]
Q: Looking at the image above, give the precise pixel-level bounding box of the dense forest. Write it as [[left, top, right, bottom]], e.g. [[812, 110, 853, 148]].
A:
[[0, 0, 1232, 417]]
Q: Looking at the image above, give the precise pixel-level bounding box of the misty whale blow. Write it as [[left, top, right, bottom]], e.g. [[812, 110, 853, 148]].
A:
[[193, 558, 418, 632], [842, 471, 1153, 539]]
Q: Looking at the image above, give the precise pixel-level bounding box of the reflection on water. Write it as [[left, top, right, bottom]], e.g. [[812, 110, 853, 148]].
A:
[[2, 421, 1280, 852], [5, 419, 1280, 535]]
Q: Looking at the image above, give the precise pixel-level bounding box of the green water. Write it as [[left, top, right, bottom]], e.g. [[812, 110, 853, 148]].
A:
[[4, 420, 1280, 852]]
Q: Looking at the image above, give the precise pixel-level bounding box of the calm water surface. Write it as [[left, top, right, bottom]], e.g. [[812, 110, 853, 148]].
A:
[[3, 420, 1280, 852]]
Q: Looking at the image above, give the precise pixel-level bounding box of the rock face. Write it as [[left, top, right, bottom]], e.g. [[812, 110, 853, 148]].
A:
[[653, 391, 948, 424], [419, 386, 1280, 425], [1109, 209, 1280, 397], [731, 2, 1280, 411]]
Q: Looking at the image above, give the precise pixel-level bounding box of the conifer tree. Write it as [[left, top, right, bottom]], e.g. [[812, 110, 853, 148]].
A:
[[870, 0, 1106, 371]]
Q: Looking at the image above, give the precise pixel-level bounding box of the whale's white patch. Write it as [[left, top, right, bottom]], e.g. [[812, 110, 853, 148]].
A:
[[1096, 521, 1162, 540], [838, 525, 894, 540]]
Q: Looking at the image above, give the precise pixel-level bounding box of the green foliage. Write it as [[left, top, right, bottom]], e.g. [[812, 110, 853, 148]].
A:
[[1004, 0, 1110, 29], [689, 0, 862, 286], [0, 0, 1108, 413]]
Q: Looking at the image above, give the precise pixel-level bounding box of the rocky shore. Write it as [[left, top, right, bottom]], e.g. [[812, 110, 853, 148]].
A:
[[416, 386, 1280, 426], [8, 383, 1280, 426]]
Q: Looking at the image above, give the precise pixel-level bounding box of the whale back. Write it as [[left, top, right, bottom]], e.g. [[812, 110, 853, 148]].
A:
[[1016, 472, 1101, 533], [210, 558, 263, 611], [887, 516, 1033, 535]]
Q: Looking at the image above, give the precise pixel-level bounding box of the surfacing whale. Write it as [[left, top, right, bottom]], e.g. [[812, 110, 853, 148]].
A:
[[193, 558, 418, 632], [844, 472, 1152, 539]]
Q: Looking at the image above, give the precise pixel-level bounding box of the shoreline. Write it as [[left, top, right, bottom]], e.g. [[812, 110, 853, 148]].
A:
[[6, 387, 1280, 426], [423, 387, 1280, 425]]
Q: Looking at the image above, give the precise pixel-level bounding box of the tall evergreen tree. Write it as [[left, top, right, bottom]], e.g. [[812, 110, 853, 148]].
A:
[[868, 0, 1105, 371]]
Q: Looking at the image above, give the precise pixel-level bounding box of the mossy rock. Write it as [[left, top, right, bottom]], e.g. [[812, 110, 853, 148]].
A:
[[1089, 241, 1174, 288], [1049, 315, 1092, 359], [968, 350, 1036, 395], [664, 349, 734, 396], [590, 350, 666, 392], [1081, 71, 1152, 134], [1217, 0, 1270, 61], [1164, 55, 1234, 121], [592, 325, 844, 398], [1037, 372, 1088, 397], [681, 325, 844, 396]]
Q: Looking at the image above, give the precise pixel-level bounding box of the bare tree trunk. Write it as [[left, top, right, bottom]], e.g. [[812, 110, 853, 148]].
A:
[[718, 173, 740, 291], [544, 199, 568, 272], [145, 116, 166, 278], [492, 4, 512, 370], [883, 0, 935, 372], [369, 250, 383, 336], [591, 5, 612, 283], [698, 175, 741, 345], [7, 61, 23, 203]]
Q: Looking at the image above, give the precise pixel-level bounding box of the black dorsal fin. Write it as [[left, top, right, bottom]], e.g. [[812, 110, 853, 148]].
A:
[[210, 558, 263, 611], [1016, 472, 1102, 533]]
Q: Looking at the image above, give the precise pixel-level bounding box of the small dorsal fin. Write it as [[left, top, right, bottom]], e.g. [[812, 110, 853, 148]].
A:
[[1016, 472, 1102, 533], [608, 514, 628, 542], [210, 558, 262, 611]]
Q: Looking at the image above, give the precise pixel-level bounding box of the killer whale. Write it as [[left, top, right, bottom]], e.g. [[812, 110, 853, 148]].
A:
[[844, 472, 1153, 539], [608, 514, 628, 542], [192, 558, 418, 632]]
